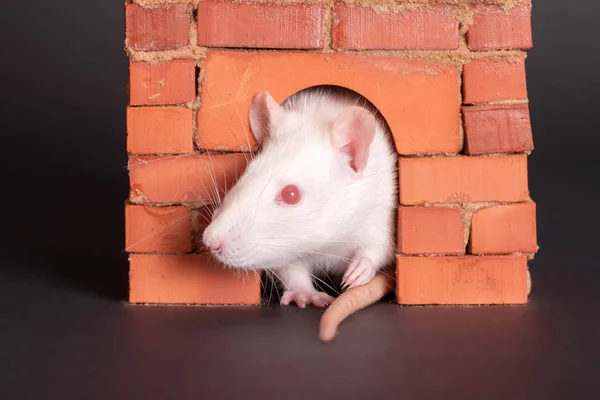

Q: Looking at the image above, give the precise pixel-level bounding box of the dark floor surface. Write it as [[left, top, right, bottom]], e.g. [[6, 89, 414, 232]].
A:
[[1, 163, 599, 400]]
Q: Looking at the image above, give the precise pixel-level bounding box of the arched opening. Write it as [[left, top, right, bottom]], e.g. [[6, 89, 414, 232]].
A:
[[256, 84, 399, 304], [280, 84, 394, 143]]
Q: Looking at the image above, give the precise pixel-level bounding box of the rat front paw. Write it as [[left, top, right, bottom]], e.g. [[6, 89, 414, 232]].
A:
[[341, 256, 376, 290], [280, 289, 335, 308]]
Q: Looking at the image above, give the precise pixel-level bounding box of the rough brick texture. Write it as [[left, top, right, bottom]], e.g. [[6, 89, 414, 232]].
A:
[[129, 59, 196, 106], [129, 254, 261, 304], [468, 3, 533, 51], [463, 59, 528, 104], [397, 255, 529, 304], [125, 3, 191, 51], [197, 1, 324, 49], [398, 155, 529, 205], [124, 0, 538, 306], [332, 4, 459, 50], [198, 51, 460, 155], [127, 106, 194, 154], [129, 154, 247, 204], [397, 207, 465, 255], [125, 204, 192, 253], [192, 205, 214, 253], [470, 202, 537, 254], [462, 104, 533, 155]]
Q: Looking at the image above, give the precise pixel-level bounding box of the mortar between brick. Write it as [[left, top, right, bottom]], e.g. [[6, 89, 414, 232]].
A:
[[399, 200, 531, 250], [189, 3, 198, 48], [396, 251, 535, 257], [323, 3, 333, 49], [399, 149, 531, 158], [469, 99, 529, 106], [127, 46, 527, 66], [457, 63, 465, 151], [127, 149, 253, 157], [130, 0, 531, 9]]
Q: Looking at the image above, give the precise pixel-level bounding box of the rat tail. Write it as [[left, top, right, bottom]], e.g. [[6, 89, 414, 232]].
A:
[[318, 271, 395, 342]]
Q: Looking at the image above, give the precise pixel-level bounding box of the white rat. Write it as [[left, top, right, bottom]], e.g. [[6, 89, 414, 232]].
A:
[[202, 86, 398, 341]]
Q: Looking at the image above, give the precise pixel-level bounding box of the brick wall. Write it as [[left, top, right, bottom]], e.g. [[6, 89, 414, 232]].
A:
[[124, 0, 537, 305]]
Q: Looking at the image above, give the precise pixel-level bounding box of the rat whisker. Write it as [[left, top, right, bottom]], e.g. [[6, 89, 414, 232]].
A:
[[311, 263, 339, 293], [374, 269, 396, 282], [265, 267, 284, 290], [262, 248, 289, 305], [251, 242, 354, 262], [261, 236, 362, 247], [200, 153, 223, 205], [264, 268, 282, 305], [193, 207, 215, 226], [125, 153, 197, 170], [123, 213, 191, 252], [307, 271, 340, 296], [292, 252, 339, 294], [259, 269, 271, 305], [234, 106, 255, 164]]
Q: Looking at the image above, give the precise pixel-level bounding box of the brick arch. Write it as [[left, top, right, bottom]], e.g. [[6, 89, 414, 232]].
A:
[[196, 51, 461, 156]]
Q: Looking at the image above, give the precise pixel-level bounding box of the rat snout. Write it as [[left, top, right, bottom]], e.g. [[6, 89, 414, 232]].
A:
[[207, 240, 223, 255], [202, 226, 224, 256], [201, 206, 249, 268]]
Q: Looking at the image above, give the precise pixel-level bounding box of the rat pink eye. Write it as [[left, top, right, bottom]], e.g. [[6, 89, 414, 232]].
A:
[[277, 184, 301, 206]]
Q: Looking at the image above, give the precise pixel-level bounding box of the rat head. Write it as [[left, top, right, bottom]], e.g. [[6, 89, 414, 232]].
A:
[[202, 90, 377, 270]]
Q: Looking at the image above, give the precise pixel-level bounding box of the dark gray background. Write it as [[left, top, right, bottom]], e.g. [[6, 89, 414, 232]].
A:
[[0, 1, 598, 399]]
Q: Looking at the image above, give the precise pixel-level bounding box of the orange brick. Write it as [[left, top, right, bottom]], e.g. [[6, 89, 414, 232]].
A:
[[192, 204, 215, 252], [398, 155, 529, 205], [125, 204, 192, 253], [129, 59, 196, 106], [197, 1, 324, 49], [128, 153, 247, 204], [333, 4, 459, 50], [470, 202, 537, 254], [397, 207, 465, 254], [468, 3, 533, 51], [396, 255, 528, 304], [125, 3, 191, 51], [127, 106, 194, 154], [463, 59, 528, 104], [129, 254, 261, 304], [462, 104, 534, 155], [198, 51, 460, 155]]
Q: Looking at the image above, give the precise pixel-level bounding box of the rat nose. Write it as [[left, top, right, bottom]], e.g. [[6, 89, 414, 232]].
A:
[[208, 241, 223, 255], [202, 223, 225, 255], [203, 234, 223, 255]]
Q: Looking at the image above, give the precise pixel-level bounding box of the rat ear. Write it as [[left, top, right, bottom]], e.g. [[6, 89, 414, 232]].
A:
[[330, 106, 377, 173], [249, 91, 286, 145]]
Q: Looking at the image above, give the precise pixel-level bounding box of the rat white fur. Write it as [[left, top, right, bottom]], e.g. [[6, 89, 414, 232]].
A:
[[203, 86, 397, 309]]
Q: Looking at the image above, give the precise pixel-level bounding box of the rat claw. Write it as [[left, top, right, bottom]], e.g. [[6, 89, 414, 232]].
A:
[[341, 258, 360, 285], [345, 265, 366, 288], [280, 291, 293, 306], [311, 293, 334, 308], [345, 270, 376, 290], [342, 256, 376, 291], [280, 289, 335, 309], [341, 258, 364, 289]]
